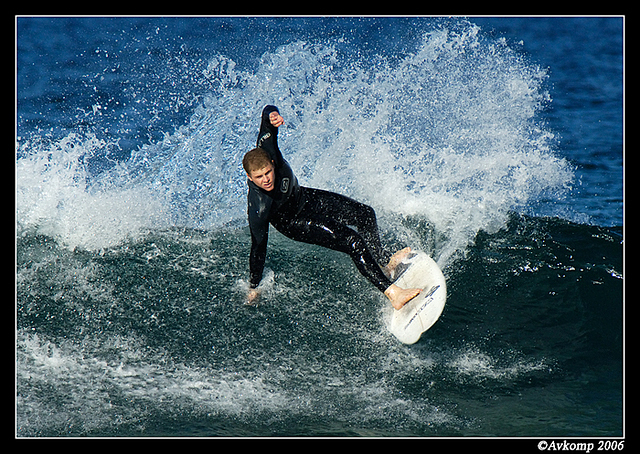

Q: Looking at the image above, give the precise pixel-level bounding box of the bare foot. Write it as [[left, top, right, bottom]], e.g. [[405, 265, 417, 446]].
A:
[[384, 284, 421, 310], [384, 247, 412, 279]]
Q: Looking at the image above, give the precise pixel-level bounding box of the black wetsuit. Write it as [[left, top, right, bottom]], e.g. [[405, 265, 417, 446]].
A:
[[247, 105, 393, 292]]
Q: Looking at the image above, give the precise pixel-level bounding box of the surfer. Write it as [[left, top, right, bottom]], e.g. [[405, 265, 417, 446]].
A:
[[244, 105, 421, 309]]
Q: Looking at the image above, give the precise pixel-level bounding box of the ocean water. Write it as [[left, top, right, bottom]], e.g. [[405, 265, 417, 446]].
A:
[[16, 17, 623, 437]]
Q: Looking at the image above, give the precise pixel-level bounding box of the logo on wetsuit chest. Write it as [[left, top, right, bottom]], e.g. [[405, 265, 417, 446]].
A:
[[280, 177, 290, 193]]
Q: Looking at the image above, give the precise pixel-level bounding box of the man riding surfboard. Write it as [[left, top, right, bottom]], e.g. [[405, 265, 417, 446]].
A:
[[244, 105, 421, 308]]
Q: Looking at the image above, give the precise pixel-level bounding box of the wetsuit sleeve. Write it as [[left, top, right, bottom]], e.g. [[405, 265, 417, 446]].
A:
[[247, 187, 271, 288], [257, 105, 285, 167], [249, 225, 268, 288]]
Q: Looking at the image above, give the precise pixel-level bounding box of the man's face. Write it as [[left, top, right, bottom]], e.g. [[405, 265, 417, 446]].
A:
[[248, 163, 275, 192]]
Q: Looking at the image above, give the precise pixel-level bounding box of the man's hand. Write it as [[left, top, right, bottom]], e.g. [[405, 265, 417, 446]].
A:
[[269, 111, 284, 128], [245, 288, 260, 306]]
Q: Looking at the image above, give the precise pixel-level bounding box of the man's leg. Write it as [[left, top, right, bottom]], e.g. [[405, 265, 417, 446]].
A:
[[272, 213, 393, 293], [301, 188, 392, 265], [272, 190, 421, 309]]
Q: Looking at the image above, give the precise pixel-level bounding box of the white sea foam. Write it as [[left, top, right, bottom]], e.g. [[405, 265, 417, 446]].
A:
[[16, 328, 461, 436], [450, 346, 551, 381], [16, 133, 167, 250], [16, 22, 573, 266]]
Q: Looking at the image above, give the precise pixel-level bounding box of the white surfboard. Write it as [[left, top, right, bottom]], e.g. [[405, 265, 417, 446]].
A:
[[388, 252, 447, 344]]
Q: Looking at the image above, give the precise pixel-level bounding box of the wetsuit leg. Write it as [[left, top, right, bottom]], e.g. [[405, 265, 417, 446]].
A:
[[300, 188, 392, 265], [271, 194, 393, 293]]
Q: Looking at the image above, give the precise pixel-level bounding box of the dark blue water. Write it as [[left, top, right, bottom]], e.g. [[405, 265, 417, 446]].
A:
[[16, 17, 623, 437]]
